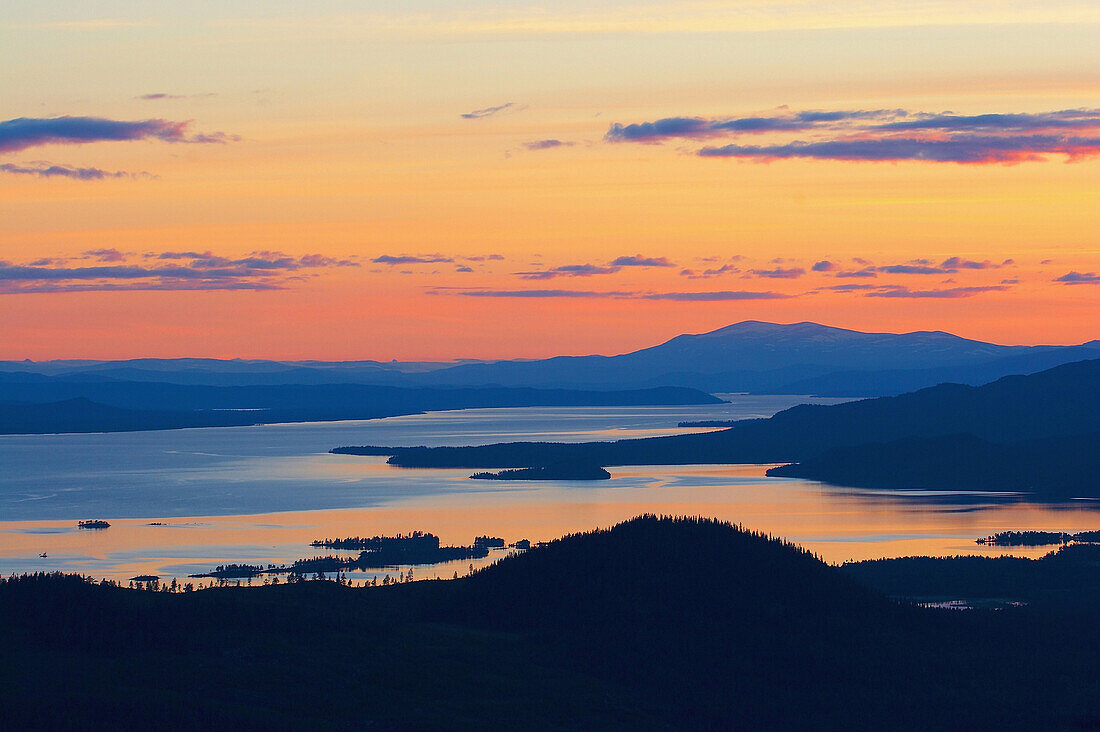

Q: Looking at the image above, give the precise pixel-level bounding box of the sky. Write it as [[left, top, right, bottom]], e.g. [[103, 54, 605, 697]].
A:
[[1, 1, 1098, 360]]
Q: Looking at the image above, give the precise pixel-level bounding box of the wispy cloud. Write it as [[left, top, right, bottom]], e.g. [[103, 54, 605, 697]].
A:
[[460, 103, 519, 120], [680, 264, 741, 279], [523, 139, 573, 150], [607, 108, 1100, 164], [446, 288, 616, 298], [517, 264, 619, 279], [1055, 271, 1100, 285], [747, 267, 805, 279], [431, 288, 788, 301], [83, 248, 126, 263], [517, 254, 677, 279], [605, 110, 896, 143], [0, 162, 153, 180], [698, 136, 1100, 164], [0, 116, 237, 154], [373, 254, 454, 265], [610, 255, 676, 267], [877, 264, 953, 275], [640, 290, 789, 301], [136, 92, 218, 101], [866, 285, 1010, 298], [0, 250, 356, 294]]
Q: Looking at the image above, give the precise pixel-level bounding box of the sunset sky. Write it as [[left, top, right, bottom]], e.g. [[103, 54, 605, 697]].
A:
[[2, 1, 1098, 360]]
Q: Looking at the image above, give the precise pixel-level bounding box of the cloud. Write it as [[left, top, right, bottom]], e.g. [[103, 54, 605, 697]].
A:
[[605, 117, 716, 142], [640, 290, 789, 301], [523, 139, 573, 150], [607, 108, 1100, 164], [0, 250, 355, 294], [517, 264, 620, 279], [460, 103, 518, 120], [515, 255, 676, 279], [875, 109, 1100, 134], [820, 283, 878, 292], [1055, 271, 1100, 284], [448, 288, 615, 298], [373, 254, 454, 265], [609, 255, 676, 268], [834, 268, 877, 278], [433, 288, 788, 301], [877, 264, 953, 275], [464, 254, 505, 262], [866, 285, 1010, 298], [0, 116, 237, 154], [455, 265, 474, 273], [681, 264, 741, 278], [604, 110, 897, 143], [811, 260, 835, 272], [748, 267, 805, 279], [940, 257, 996, 270], [136, 92, 217, 101], [83, 248, 126, 262], [0, 162, 153, 180], [697, 136, 1100, 164]]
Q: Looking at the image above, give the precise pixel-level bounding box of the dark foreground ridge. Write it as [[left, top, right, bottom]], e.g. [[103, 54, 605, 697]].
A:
[[335, 359, 1100, 498], [2, 516, 1099, 729]]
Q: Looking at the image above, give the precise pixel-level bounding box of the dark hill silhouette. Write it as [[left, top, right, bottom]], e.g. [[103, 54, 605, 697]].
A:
[[3, 516, 1100, 729], [842, 543, 1100, 609], [766, 431, 1100, 495], [340, 360, 1100, 478]]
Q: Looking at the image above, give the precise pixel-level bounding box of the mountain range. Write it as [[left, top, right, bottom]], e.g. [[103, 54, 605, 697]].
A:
[[6, 321, 1098, 396]]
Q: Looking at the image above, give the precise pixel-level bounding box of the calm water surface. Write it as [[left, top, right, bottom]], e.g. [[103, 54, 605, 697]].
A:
[[2, 395, 1097, 583]]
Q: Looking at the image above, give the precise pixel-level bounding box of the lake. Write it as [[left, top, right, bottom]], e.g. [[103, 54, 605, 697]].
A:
[[2, 394, 1098, 584]]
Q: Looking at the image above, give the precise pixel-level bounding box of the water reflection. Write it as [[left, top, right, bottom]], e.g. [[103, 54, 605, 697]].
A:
[[3, 463, 1098, 583], [2, 398, 1098, 583]]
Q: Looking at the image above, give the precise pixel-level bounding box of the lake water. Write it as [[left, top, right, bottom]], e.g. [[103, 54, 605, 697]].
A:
[[2, 394, 1098, 584]]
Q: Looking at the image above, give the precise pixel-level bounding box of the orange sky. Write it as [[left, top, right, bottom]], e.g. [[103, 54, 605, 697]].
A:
[[1, 3, 1097, 359]]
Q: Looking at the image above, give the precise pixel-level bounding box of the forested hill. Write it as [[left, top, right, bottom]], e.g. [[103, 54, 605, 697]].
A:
[[3, 516, 1099, 729]]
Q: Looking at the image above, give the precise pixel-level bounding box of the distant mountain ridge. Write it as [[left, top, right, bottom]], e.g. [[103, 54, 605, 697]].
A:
[[0, 385, 720, 435], [6, 321, 1096, 396]]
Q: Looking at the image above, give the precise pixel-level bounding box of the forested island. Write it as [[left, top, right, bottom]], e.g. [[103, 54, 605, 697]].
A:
[[4, 516, 1100, 729], [975, 530, 1100, 546], [191, 531, 496, 579], [470, 463, 611, 481], [677, 419, 752, 428]]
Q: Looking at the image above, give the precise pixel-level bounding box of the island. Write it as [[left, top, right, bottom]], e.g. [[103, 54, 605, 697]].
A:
[[191, 531, 493, 579], [976, 530, 1100, 546], [677, 418, 758, 428], [469, 463, 611, 481], [77, 520, 110, 530]]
